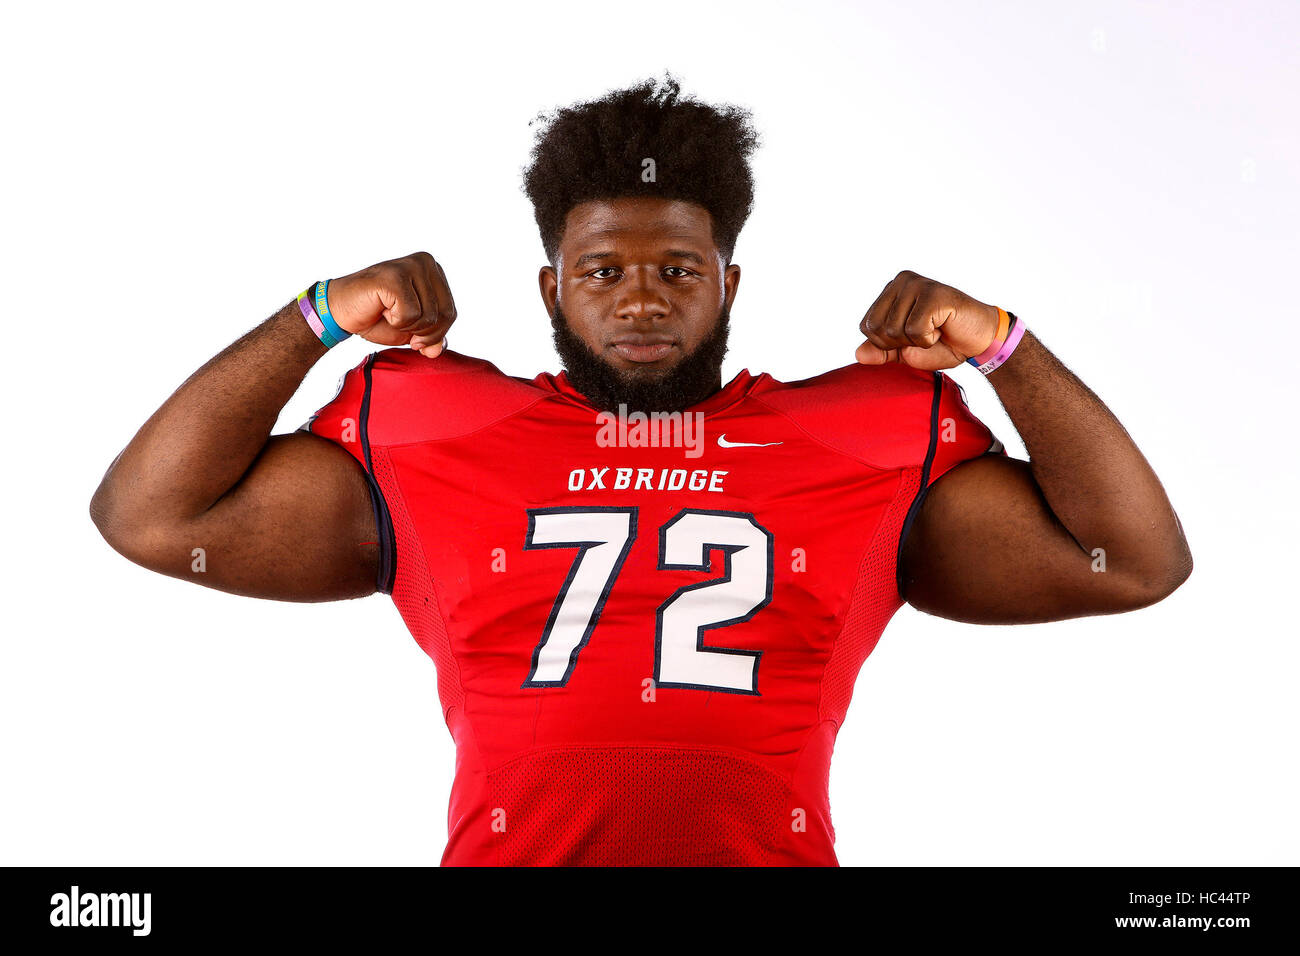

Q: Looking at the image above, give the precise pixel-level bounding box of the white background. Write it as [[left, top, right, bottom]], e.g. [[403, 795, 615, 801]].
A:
[[3, 0, 1296, 865]]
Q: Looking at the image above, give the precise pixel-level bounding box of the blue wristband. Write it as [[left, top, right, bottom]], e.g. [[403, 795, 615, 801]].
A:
[[314, 279, 352, 345]]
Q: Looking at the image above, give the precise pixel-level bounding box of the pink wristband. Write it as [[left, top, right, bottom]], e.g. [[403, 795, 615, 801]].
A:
[[972, 312, 1026, 374], [297, 285, 334, 346]]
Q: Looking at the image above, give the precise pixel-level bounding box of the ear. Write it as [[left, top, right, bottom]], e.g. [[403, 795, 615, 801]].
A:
[[723, 262, 741, 311], [538, 265, 558, 317]]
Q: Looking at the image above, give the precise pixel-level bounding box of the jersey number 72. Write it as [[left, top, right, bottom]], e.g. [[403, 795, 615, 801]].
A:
[[522, 506, 774, 695]]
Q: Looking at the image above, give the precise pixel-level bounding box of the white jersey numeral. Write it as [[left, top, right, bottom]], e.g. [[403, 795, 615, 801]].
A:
[[655, 510, 772, 694], [523, 507, 637, 686]]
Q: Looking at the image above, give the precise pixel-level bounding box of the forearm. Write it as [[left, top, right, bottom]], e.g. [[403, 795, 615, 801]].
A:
[[984, 329, 1192, 590], [91, 299, 328, 534]]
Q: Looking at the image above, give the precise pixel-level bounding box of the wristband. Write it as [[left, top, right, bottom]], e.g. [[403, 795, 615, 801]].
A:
[[313, 279, 352, 346], [967, 308, 1026, 375], [297, 284, 338, 348]]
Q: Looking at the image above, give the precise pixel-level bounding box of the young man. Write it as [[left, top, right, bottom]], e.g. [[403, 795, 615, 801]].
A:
[[90, 77, 1191, 865]]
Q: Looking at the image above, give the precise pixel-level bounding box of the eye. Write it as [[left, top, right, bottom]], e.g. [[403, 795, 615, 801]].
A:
[[589, 267, 619, 279], [664, 266, 694, 277]]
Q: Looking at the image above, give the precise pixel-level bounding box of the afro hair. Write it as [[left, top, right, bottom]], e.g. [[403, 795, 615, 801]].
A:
[[521, 73, 760, 266]]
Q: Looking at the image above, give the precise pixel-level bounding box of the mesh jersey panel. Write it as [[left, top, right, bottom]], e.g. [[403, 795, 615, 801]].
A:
[[488, 746, 791, 866], [371, 445, 464, 720], [820, 466, 920, 726]]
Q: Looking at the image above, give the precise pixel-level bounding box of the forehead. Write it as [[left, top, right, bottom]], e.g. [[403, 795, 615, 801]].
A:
[[561, 198, 714, 250]]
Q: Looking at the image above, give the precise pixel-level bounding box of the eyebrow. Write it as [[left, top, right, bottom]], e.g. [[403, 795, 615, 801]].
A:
[[573, 249, 707, 268]]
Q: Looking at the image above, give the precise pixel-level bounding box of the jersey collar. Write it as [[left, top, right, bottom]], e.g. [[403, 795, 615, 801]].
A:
[[532, 367, 761, 418]]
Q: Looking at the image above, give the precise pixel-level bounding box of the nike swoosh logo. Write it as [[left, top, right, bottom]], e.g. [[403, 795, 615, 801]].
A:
[[717, 434, 784, 448]]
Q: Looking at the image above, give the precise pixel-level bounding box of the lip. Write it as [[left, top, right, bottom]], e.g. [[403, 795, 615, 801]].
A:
[[610, 339, 676, 363]]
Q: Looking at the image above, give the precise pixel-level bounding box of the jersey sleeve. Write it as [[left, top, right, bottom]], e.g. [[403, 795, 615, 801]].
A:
[[299, 361, 368, 466], [894, 371, 1005, 595], [926, 371, 1004, 488], [296, 356, 397, 594]]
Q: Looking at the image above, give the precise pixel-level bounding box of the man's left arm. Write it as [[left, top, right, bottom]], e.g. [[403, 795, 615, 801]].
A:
[[857, 270, 1193, 624]]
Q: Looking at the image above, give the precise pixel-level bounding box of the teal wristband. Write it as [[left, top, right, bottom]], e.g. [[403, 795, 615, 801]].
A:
[[314, 279, 352, 345]]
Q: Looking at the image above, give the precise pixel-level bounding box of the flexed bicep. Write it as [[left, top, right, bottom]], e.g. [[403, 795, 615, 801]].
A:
[[110, 432, 381, 602], [900, 454, 1157, 623]]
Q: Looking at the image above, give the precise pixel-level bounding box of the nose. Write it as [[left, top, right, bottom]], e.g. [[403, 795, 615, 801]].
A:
[[614, 269, 670, 323]]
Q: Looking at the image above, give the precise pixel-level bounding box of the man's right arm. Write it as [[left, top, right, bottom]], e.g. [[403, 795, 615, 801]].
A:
[[89, 252, 456, 602]]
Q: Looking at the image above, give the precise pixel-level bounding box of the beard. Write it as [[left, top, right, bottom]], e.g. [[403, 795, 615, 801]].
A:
[[549, 302, 731, 415]]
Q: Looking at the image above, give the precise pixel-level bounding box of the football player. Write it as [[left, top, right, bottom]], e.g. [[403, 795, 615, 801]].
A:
[[90, 77, 1191, 865]]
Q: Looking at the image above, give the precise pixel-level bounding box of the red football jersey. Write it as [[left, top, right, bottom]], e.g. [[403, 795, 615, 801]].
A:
[[303, 348, 1001, 866]]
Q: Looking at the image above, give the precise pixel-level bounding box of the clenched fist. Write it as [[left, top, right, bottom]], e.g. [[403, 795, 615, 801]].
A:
[[856, 270, 1000, 371], [326, 251, 457, 358]]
